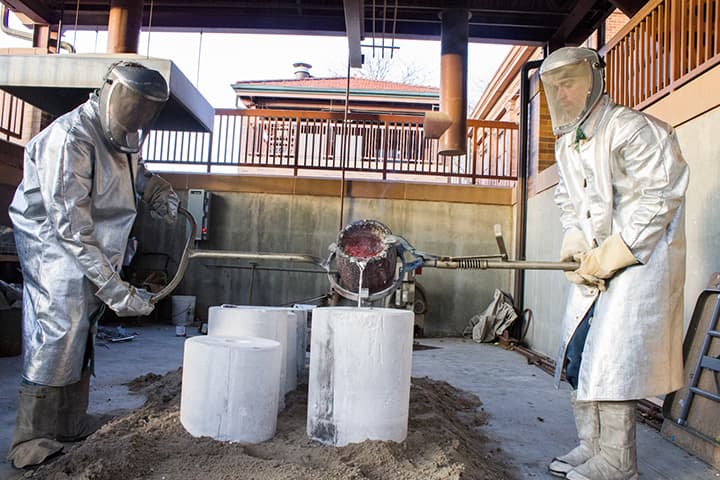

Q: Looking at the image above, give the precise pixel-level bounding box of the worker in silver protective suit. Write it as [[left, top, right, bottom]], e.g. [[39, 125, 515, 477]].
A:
[[7, 61, 179, 469], [540, 47, 689, 480]]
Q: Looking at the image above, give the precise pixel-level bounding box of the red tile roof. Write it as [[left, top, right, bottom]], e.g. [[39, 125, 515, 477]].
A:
[[233, 77, 438, 93]]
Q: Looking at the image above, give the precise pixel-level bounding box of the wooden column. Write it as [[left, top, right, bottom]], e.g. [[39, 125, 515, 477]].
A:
[[107, 0, 144, 53]]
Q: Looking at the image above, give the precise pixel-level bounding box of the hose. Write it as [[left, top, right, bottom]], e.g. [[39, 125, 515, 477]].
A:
[[150, 207, 196, 304]]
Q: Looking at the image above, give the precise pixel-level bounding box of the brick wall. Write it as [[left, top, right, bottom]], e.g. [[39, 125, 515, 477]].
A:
[[605, 10, 629, 41]]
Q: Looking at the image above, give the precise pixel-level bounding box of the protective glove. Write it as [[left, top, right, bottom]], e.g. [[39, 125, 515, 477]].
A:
[[560, 229, 589, 262], [566, 270, 606, 292], [95, 272, 155, 317], [143, 174, 179, 223], [559, 229, 604, 289], [574, 233, 638, 281]]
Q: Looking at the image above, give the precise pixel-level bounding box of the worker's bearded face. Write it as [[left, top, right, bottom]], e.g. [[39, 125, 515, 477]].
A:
[[541, 62, 594, 136]]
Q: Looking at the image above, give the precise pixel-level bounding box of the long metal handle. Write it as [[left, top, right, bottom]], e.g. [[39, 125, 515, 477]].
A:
[[427, 258, 579, 271], [150, 207, 196, 304], [189, 250, 326, 267]]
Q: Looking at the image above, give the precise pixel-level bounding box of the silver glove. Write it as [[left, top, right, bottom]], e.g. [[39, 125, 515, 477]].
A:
[[95, 272, 155, 317], [143, 174, 179, 223]]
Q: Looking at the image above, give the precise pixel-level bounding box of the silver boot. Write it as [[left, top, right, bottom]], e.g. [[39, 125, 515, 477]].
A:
[[566, 401, 639, 480], [549, 390, 600, 477], [56, 370, 112, 442], [6, 383, 64, 468]]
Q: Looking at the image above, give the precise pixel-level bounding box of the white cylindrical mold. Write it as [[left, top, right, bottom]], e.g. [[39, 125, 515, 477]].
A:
[[208, 306, 296, 406], [307, 307, 414, 446], [180, 335, 281, 443]]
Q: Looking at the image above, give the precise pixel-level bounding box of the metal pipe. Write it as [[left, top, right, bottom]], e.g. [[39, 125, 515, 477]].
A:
[[438, 8, 469, 156], [427, 259, 577, 271], [189, 250, 326, 267], [107, 0, 144, 53], [1, 5, 75, 53], [513, 59, 544, 309], [207, 264, 332, 274]]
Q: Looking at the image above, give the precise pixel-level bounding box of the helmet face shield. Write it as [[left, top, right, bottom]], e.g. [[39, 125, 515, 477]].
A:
[[540, 48, 605, 136], [98, 62, 169, 153]]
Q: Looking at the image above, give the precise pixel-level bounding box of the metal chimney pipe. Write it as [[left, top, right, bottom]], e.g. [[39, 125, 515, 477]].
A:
[[293, 62, 312, 79], [107, 0, 144, 53], [438, 8, 470, 156]]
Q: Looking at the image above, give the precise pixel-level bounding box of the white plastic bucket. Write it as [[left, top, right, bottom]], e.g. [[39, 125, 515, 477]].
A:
[[171, 295, 196, 326]]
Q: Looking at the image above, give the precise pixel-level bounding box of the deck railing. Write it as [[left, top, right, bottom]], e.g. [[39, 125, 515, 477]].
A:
[[143, 109, 518, 186], [602, 0, 720, 109], [0, 90, 25, 140]]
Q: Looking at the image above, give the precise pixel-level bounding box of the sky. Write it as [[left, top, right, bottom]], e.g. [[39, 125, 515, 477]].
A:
[[0, 11, 512, 109]]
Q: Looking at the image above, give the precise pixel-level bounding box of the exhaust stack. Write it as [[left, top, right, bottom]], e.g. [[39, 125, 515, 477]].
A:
[[430, 8, 469, 156]]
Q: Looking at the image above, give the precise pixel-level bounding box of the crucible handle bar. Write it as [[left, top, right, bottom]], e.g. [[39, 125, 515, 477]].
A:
[[150, 208, 327, 304], [422, 257, 578, 271]]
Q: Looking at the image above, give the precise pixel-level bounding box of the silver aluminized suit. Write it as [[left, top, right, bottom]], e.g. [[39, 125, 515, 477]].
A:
[[9, 95, 152, 387], [552, 94, 689, 402]]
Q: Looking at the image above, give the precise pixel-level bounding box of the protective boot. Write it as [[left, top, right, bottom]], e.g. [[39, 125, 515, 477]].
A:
[[549, 390, 600, 477], [6, 383, 64, 468], [56, 370, 111, 442], [566, 401, 639, 480]]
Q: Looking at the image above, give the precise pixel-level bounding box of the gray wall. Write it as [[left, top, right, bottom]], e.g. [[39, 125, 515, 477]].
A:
[[523, 189, 568, 357], [522, 104, 720, 358], [134, 191, 514, 336], [674, 105, 720, 324]]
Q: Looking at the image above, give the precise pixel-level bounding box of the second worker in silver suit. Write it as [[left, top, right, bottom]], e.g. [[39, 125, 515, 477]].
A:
[[7, 62, 179, 469], [540, 47, 689, 480]]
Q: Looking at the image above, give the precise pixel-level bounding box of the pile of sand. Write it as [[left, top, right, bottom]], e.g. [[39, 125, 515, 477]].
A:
[[29, 370, 518, 480]]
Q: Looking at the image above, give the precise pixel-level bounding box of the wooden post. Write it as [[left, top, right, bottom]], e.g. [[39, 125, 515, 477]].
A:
[[107, 0, 144, 53]]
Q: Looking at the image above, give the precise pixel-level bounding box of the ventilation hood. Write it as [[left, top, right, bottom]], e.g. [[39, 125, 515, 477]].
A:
[[0, 53, 214, 132]]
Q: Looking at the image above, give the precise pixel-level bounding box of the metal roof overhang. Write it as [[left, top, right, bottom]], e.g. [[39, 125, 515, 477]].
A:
[[0, 53, 214, 132]]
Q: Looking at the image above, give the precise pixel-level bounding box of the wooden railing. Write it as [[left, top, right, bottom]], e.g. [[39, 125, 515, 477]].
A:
[[143, 109, 518, 186], [602, 0, 720, 109], [0, 90, 25, 140]]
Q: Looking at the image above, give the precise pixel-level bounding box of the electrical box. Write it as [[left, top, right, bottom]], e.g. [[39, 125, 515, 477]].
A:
[[187, 189, 212, 241]]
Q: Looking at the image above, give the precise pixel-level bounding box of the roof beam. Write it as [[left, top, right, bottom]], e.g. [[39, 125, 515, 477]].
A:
[[2, 0, 56, 24], [548, 0, 599, 47], [608, 0, 645, 17]]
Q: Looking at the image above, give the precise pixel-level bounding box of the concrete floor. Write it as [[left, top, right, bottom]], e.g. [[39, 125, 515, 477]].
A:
[[0, 326, 717, 479]]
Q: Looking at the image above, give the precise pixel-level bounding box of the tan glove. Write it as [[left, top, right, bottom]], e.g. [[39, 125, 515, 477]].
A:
[[575, 233, 638, 281], [559, 229, 604, 288], [566, 270, 606, 291], [560, 229, 589, 262]]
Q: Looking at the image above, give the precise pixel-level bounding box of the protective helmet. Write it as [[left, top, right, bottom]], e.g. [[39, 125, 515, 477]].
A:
[[539, 47, 605, 136], [98, 61, 169, 153]]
